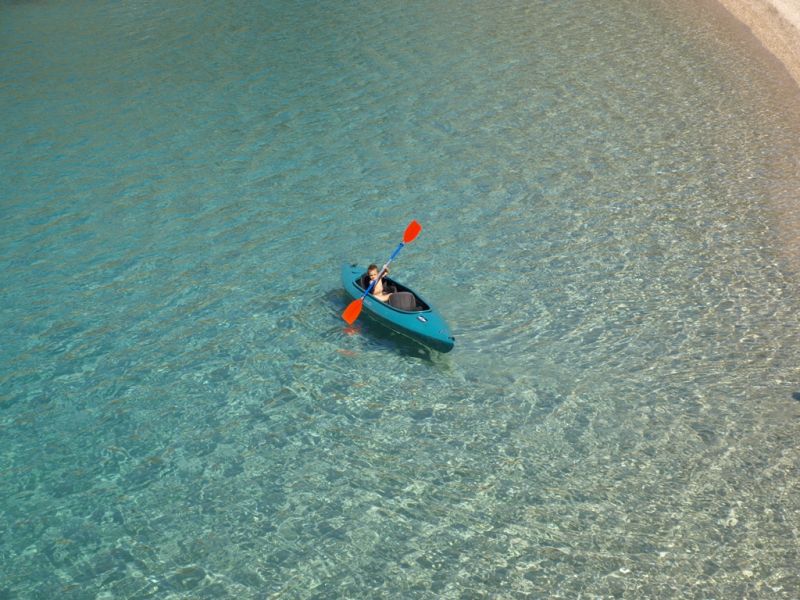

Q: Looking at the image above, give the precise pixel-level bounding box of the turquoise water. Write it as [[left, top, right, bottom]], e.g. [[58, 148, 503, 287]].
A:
[[3, 0, 800, 597]]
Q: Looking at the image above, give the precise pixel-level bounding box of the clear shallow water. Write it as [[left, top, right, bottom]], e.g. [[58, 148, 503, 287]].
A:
[[2, 0, 800, 597]]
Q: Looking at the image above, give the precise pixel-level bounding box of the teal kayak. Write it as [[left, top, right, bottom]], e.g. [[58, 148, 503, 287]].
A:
[[341, 263, 455, 353]]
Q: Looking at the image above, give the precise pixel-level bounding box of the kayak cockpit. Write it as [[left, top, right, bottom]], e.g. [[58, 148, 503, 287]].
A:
[[354, 273, 430, 312]]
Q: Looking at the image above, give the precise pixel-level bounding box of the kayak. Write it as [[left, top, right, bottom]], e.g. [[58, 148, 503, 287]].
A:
[[341, 263, 455, 353]]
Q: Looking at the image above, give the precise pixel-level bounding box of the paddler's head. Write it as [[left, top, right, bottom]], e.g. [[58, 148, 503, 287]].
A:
[[367, 264, 379, 281]]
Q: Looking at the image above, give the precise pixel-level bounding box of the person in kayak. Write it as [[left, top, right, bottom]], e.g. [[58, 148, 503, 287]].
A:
[[366, 264, 418, 310], [366, 264, 395, 302]]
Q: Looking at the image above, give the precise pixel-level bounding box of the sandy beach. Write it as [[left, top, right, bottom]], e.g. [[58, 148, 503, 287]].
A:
[[716, 0, 800, 87]]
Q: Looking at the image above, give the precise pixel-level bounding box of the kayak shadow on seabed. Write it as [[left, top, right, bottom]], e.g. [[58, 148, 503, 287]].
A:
[[322, 289, 445, 362]]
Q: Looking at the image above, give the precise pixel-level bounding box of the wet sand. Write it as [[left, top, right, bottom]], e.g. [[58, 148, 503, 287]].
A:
[[716, 0, 800, 87]]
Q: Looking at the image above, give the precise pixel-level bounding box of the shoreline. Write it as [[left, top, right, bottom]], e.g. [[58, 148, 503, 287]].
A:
[[712, 0, 800, 275], [714, 0, 800, 88]]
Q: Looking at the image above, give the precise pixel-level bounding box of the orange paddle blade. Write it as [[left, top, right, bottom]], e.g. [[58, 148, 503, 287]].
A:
[[404, 220, 422, 243], [342, 298, 364, 325]]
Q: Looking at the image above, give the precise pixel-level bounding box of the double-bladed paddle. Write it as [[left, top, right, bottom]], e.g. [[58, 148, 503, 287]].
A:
[[342, 220, 422, 325]]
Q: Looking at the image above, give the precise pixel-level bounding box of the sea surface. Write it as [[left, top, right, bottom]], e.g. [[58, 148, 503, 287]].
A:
[[2, 0, 800, 598]]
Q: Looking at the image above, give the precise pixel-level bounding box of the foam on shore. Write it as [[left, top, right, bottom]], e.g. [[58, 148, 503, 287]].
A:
[[716, 0, 800, 87]]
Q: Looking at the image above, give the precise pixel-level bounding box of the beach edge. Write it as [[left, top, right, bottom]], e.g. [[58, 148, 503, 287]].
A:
[[715, 0, 800, 87]]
